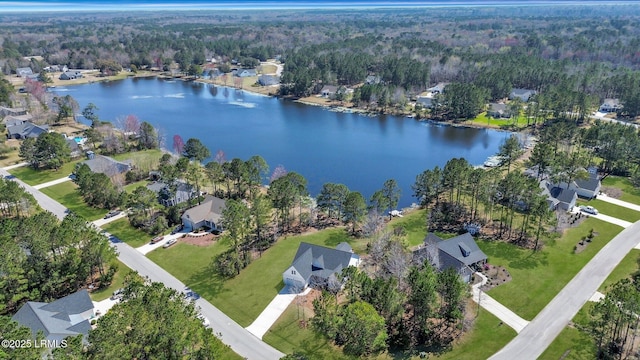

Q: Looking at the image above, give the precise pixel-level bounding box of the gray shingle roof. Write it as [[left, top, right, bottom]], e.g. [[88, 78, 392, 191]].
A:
[[182, 196, 225, 225], [12, 290, 93, 340], [435, 232, 487, 267], [550, 186, 576, 204], [575, 173, 600, 192], [83, 155, 132, 177], [7, 121, 49, 139], [290, 242, 353, 284]]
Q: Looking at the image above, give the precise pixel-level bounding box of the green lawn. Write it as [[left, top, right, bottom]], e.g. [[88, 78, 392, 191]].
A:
[[601, 175, 640, 205], [40, 181, 108, 220], [599, 249, 640, 292], [540, 304, 596, 360], [112, 149, 163, 172], [387, 209, 428, 247], [468, 112, 530, 129], [483, 218, 623, 320], [123, 180, 151, 193], [102, 218, 150, 248], [577, 198, 640, 223], [89, 259, 130, 301], [435, 309, 517, 360], [263, 304, 359, 360], [9, 160, 81, 185]]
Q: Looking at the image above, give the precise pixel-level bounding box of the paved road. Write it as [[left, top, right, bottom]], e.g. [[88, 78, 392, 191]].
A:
[[1, 168, 68, 220], [590, 112, 640, 129], [114, 240, 284, 360], [489, 221, 640, 360], [9, 172, 285, 360]]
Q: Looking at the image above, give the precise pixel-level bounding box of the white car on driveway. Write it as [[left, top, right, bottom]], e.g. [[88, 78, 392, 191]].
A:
[[580, 205, 599, 215]]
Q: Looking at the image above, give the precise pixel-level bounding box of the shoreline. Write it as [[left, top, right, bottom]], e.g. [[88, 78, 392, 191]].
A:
[[34, 71, 529, 133]]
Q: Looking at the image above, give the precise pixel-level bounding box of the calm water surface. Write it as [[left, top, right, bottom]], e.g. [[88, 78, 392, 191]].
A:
[[55, 77, 509, 207]]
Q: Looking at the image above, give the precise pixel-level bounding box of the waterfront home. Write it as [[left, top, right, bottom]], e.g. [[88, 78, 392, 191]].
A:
[[235, 69, 257, 77], [16, 67, 33, 77], [147, 180, 195, 207], [82, 154, 132, 178], [59, 71, 83, 80], [488, 103, 511, 118], [6, 121, 49, 139], [412, 232, 488, 283], [181, 196, 226, 231], [258, 75, 280, 86], [320, 85, 338, 98], [283, 242, 360, 290]]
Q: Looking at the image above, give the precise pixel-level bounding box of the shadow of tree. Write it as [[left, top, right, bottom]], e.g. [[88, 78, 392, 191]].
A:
[[187, 266, 226, 299], [322, 228, 351, 248]]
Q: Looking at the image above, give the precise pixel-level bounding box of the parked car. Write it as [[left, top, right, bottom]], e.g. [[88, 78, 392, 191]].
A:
[[150, 235, 165, 244], [580, 205, 599, 215], [197, 314, 210, 327], [170, 226, 182, 235], [104, 210, 121, 219], [163, 238, 178, 248]]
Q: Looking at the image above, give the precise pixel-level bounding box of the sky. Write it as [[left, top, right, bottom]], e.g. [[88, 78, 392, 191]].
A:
[[0, 0, 634, 12]]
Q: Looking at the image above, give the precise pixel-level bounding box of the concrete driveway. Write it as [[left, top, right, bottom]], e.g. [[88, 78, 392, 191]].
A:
[[33, 175, 73, 189], [246, 286, 311, 339], [472, 273, 529, 333], [92, 211, 128, 227], [490, 221, 640, 360], [570, 206, 632, 228], [136, 231, 186, 255], [598, 193, 640, 212]]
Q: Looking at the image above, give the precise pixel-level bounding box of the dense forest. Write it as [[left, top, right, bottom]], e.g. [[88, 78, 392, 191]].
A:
[[2, 5, 640, 119]]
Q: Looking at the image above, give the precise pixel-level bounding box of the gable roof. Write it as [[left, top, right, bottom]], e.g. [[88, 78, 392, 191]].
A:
[[182, 196, 226, 225], [258, 75, 280, 86], [12, 290, 93, 340], [17, 67, 33, 77], [289, 242, 354, 284], [7, 121, 49, 138], [549, 186, 577, 204], [574, 173, 600, 192], [83, 155, 132, 177], [435, 233, 487, 267]]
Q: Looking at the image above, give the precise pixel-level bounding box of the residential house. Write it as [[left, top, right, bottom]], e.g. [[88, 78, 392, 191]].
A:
[[235, 69, 257, 77], [12, 289, 94, 342], [44, 65, 69, 73], [557, 170, 601, 200], [488, 103, 511, 118], [320, 85, 338, 98], [3, 114, 33, 127], [599, 98, 623, 113], [416, 93, 436, 108], [509, 88, 537, 102], [427, 82, 447, 94], [82, 155, 132, 178], [283, 242, 360, 290], [16, 67, 33, 77], [258, 75, 280, 86], [6, 121, 49, 139], [147, 180, 195, 207], [539, 179, 577, 211], [0, 106, 28, 117], [59, 71, 83, 80], [181, 196, 226, 231], [365, 75, 381, 85], [66, 139, 82, 158], [412, 232, 488, 283]]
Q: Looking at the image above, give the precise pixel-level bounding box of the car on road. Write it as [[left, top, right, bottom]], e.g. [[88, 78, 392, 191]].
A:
[[197, 314, 210, 327], [150, 235, 165, 244], [104, 210, 121, 219], [580, 205, 599, 215], [163, 238, 178, 248]]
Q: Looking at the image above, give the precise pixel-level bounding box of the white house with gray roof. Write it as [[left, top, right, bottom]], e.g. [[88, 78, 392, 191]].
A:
[[283, 242, 360, 290], [82, 154, 132, 178], [12, 289, 94, 342], [181, 196, 226, 231]]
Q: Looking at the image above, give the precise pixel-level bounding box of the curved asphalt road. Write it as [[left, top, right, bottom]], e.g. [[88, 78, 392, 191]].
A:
[[2, 168, 284, 360], [490, 221, 640, 360]]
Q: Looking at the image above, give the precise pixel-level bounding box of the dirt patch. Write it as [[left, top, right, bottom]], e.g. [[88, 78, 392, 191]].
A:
[[478, 264, 512, 291], [181, 233, 217, 246], [601, 186, 623, 199]]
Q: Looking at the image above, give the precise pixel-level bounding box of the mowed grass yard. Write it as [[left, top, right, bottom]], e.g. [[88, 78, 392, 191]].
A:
[[102, 218, 151, 248], [40, 181, 108, 220], [9, 160, 81, 185], [468, 112, 531, 129], [601, 175, 640, 205], [89, 259, 129, 301], [577, 198, 640, 223], [483, 217, 624, 320]]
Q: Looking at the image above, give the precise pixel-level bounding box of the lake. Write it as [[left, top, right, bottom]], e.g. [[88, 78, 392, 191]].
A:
[[54, 77, 509, 208]]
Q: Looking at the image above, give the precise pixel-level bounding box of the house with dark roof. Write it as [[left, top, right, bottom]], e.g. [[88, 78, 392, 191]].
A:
[[6, 121, 49, 139], [59, 71, 83, 80], [427, 82, 447, 94], [283, 242, 360, 290], [320, 85, 338, 98], [12, 290, 94, 342], [599, 98, 622, 113], [82, 155, 132, 178], [416, 93, 435, 108], [413, 233, 487, 283], [557, 170, 601, 200], [488, 103, 511, 118], [258, 75, 280, 86], [147, 180, 195, 207], [509, 88, 537, 102], [181, 196, 226, 231], [16, 67, 34, 77]]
